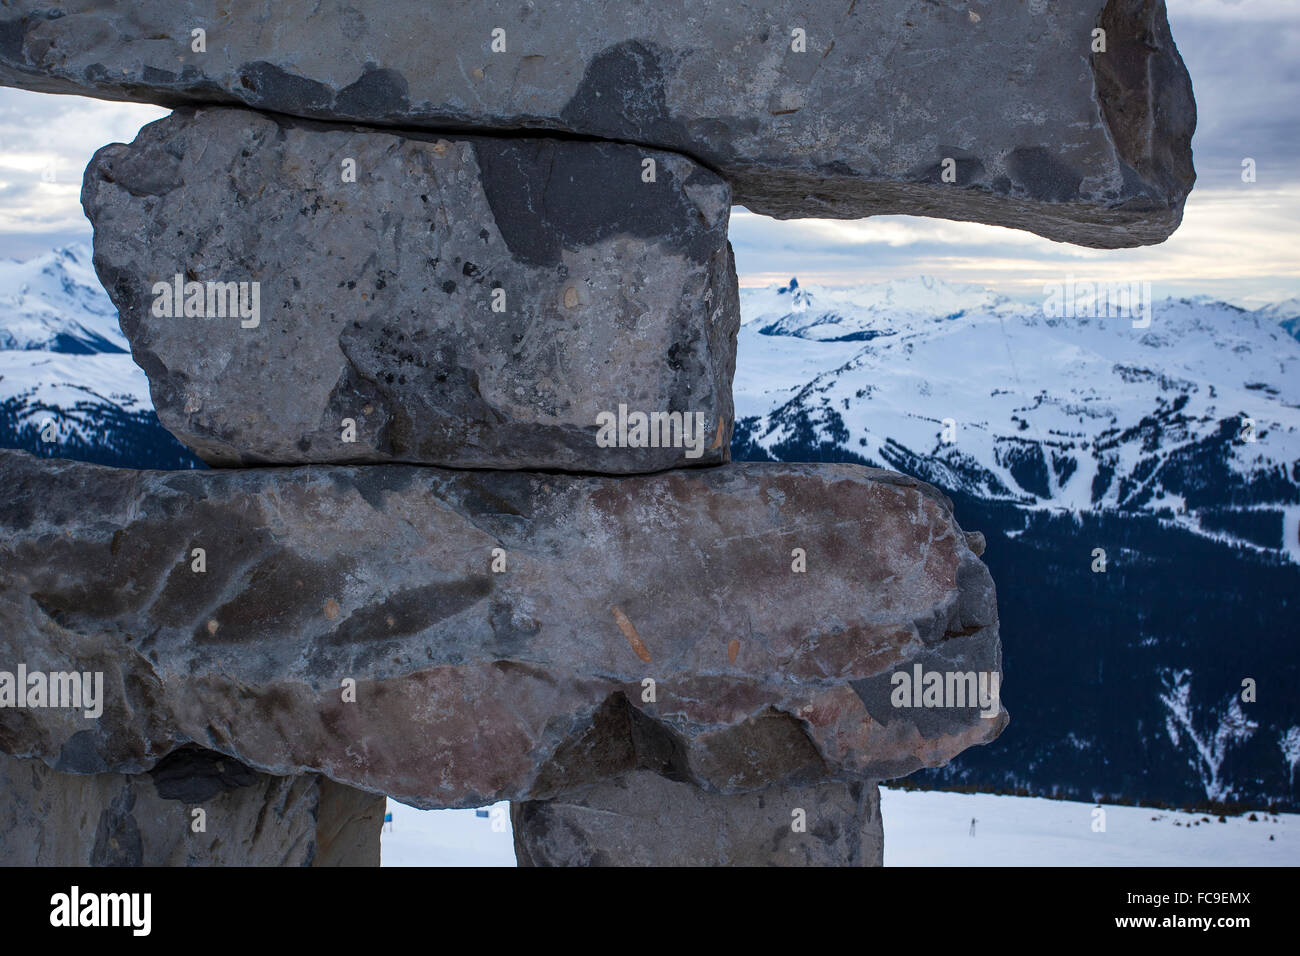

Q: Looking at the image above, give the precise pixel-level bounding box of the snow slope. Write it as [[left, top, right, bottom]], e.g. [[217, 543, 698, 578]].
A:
[[879, 788, 1294, 867], [0, 349, 149, 412], [380, 801, 516, 868], [379, 791, 1298, 866]]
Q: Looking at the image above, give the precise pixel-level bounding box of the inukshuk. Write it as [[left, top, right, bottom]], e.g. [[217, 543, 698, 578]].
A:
[[0, 1, 1194, 866]]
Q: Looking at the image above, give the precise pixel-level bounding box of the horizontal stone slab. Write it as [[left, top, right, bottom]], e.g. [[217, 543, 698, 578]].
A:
[[0, 747, 384, 866], [0, 450, 1005, 808], [6, 0, 1194, 247], [82, 107, 737, 471]]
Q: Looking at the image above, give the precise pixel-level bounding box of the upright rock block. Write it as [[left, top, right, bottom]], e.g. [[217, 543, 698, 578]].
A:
[[513, 772, 883, 867], [1, 0, 1195, 246], [82, 107, 737, 470], [0, 450, 1005, 808], [0, 747, 385, 866]]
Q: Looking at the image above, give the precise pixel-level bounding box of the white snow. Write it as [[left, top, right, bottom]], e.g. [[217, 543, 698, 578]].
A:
[[381, 800, 516, 867], [1283, 507, 1300, 566], [1158, 670, 1259, 804], [879, 788, 1296, 866], [379, 789, 1299, 866], [0, 349, 150, 410], [0, 243, 124, 352]]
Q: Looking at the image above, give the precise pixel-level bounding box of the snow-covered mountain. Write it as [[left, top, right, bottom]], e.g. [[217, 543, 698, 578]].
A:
[[0, 244, 128, 353], [0, 244, 199, 469], [737, 275, 1300, 564]]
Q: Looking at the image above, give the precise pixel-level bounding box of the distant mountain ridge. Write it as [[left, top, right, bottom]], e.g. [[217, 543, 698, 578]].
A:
[[747, 273, 1016, 341], [737, 275, 1300, 564]]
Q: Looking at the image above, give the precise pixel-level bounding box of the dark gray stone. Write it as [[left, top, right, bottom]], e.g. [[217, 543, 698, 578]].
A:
[[513, 772, 883, 866], [82, 107, 737, 471], [0, 749, 385, 866], [0, 449, 1006, 809], [3, 0, 1195, 246]]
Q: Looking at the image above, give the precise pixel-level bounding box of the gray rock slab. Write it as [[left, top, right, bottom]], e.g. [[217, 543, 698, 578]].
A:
[[82, 107, 737, 471], [0, 747, 385, 866], [513, 771, 883, 866], [0, 450, 1006, 808], [4, 0, 1195, 246]]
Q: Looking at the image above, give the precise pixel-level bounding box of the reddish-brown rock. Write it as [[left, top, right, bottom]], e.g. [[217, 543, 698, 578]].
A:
[[0, 449, 1005, 808]]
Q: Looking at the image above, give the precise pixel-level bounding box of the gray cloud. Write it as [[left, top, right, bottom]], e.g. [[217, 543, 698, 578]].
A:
[[0, 88, 165, 257], [1170, 8, 1300, 188]]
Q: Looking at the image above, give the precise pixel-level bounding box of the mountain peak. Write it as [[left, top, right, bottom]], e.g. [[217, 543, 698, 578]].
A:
[[774, 276, 813, 311], [0, 242, 124, 354], [1256, 296, 1300, 321]]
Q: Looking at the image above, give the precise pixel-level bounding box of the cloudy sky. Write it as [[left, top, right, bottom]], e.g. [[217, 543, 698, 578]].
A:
[[0, 0, 1296, 306]]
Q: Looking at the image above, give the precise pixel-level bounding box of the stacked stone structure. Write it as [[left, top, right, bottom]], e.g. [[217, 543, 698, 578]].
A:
[[0, 0, 1194, 865]]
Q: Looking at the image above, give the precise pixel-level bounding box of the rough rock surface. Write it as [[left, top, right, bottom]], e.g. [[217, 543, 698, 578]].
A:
[[4, 0, 1195, 246], [513, 772, 883, 866], [0, 449, 1006, 808], [0, 747, 384, 866], [82, 107, 737, 471]]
